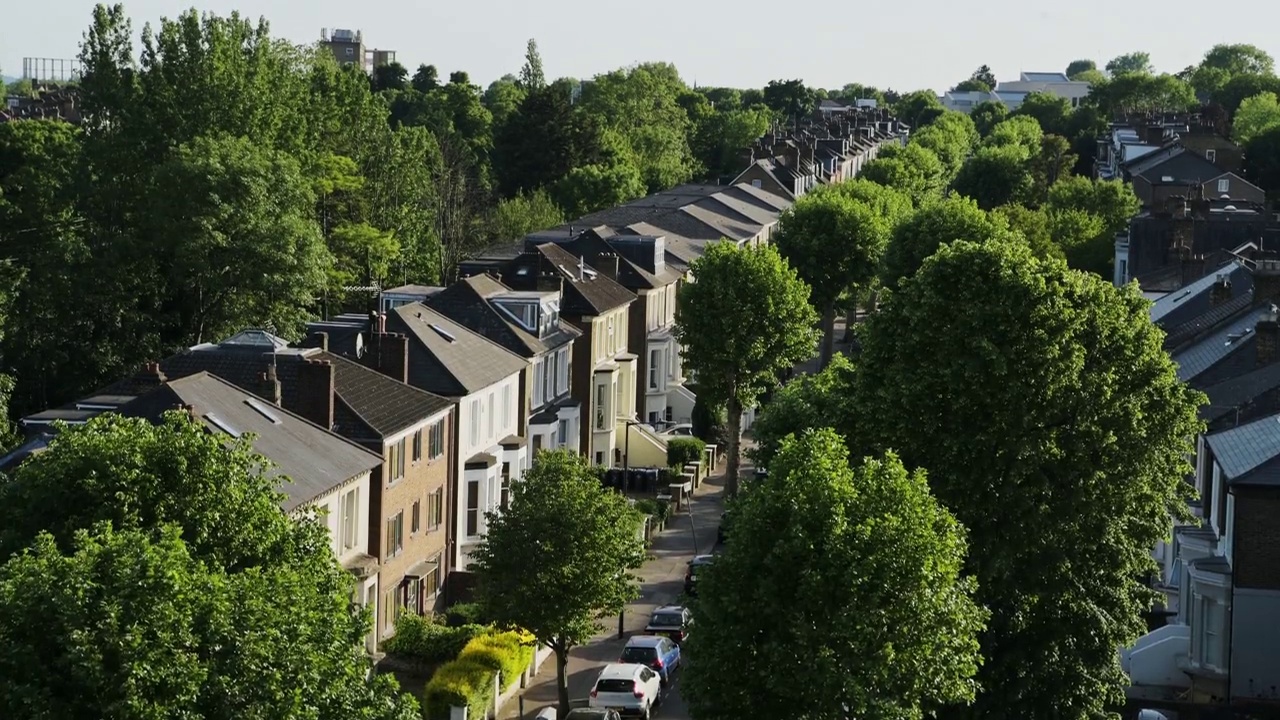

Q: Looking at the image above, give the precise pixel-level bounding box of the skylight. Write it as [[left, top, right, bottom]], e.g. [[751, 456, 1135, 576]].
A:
[[244, 397, 282, 424], [204, 413, 242, 437], [429, 324, 457, 343]]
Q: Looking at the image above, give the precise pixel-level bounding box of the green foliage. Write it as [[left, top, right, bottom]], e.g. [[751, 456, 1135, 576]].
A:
[[674, 243, 819, 494], [853, 239, 1203, 720], [666, 436, 707, 467], [383, 614, 490, 664], [551, 159, 647, 217], [458, 631, 535, 690], [1213, 73, 1280, 116], [446, 602, 488, 627], [911, 112, 979, 181], [1192, 44, 1275, 95], [1090, 72, 1198, 114], [952, 144, 1034, 211], [893, 90, 945, 129], [633, 498, 671, 524], [1233, 91, 1280, 145], [1011, 92, 1072, 137], [990, 204, 1065, 261], [470, 449, 644, 713], [984, 115, 1043, 154], [683, 429, 987, 720], [422, 658, 495, 720], [748, 354, 857, 468], [580, 63, 695, 192], [969, 100, 1009, 137], [1065, 59, 1097, 80], [881, 195, 1015, 289], [0, 413, 419, 719], [1106, 51, 1154, 75], [762, 78, 817, 118], [1244, 126, 1280, 193], [486, 188, 564, 242], [859, 142, 947, 203]]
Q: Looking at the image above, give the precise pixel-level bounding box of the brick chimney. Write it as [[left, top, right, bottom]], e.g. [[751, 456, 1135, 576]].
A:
[[1180, 253, 1207, 287], [364, 332, 409, 384], [1253, 253, 1280, 307], [259, 364, 282, 406], [301, 331, 329, 351], [296, 359, 336, 430], [536, 272, 565, 294], [1256, 304, 1280, 367], [133, 361, 167, 388], [1209, 274, 1232, 307], [596, 252, 621, 282]]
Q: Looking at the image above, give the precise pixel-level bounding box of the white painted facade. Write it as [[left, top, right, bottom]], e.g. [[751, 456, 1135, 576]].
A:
[[456, 372, 527, 570], [310, 471, 377, 651], [589, 305, 637, 467], [641, 283, 693, 428]]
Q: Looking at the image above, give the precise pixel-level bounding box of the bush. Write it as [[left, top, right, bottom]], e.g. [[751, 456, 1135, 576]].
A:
[[383, 614, 488, 664], [445, 602, 485, 627], [458, 630, 536, 691], [422, 658, 495, 720], [634, 498, 670, 524], [667, 436, 707, 468]]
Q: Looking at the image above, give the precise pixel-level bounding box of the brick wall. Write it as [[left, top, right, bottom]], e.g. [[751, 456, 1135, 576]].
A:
[[1232, 486, 1280, 590]]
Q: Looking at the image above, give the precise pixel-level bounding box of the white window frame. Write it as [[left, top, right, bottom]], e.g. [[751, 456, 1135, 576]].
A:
[[341, 487, 358, 551], [1207, 149, 1217, 163], [1217, 177, 1229, 193]]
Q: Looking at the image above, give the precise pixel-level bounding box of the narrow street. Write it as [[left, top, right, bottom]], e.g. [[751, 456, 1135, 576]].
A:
[[501, 442, 754, 719]]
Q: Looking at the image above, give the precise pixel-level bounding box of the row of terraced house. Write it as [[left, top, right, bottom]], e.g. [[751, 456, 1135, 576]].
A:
[[0, 108, 903, 653]]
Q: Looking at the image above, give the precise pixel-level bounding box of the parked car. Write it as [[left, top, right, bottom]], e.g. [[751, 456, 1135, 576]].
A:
[[644, 605, 693, 645], [564, 710, 622, 720], [660, 423, 695, 438], [620, 634, 681, 684], [684, 554, 715, 596], [588, 663, 662, 719]]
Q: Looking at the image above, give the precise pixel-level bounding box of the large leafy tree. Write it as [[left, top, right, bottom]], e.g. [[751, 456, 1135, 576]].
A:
[[853, 239, 1203, 720], [952, 144, 1033, 210], [470, 450, 644, 715], [1244, 125, 1280, 193], [762, 78, 817, 120], [580, 63, 695, 192], [1232, 91, 1280, 145], [684, 429, 987, 720], [0, 413, 418, 719], [1106, 51, 1154, 76], [674, 243, 818, 495], [748, 355, 857, 468], [1065, 59, 1097, 80], [775, 190, 892, 367], [859, 143, 947, 204], [970, 100, 1009, 137], [880, 196, 1014, 290]]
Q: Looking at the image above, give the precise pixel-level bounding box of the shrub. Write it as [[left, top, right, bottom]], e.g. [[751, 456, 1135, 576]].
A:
[[383, 614, 488, 664], [445, 602, 485, 627], [667, 436, 706, 468], [634, 498, 670, 524], [423, 658, 495, 720], [458, 630, 536, 691]]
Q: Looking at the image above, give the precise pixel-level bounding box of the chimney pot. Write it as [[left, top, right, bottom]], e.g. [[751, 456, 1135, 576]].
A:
[[297, 359, 336, 430]]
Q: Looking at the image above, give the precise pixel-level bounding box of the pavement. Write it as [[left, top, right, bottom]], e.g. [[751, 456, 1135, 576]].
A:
[[500, 442, 753, 720]]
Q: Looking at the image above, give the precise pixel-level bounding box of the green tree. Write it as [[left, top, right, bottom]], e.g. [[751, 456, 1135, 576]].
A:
[[832, 82, 886, 106], [684, 429, 987, 720], [328, 221, 400, 291], [762, 78, 817, 120], [482, 74, 526, 128], [954, 64, 996, 92], [893, 90, 945, 129], [990, 204, 1066, 260], [1091, 72, 1197, 114], [551, 159, 646, 218], [518, 38, 546, 91], [1065, 59, 1097, 80], [775, 191, 892, 367], [494, 79, 603, 196], [859, 143, 947, 203], [970, 100, 1009, 137], [1028, 134, 1078, 202], [0, 413, 419, 719], [1213, 72, 1280, 115], [580, 63, 695, 191], [486, 188, 564, 242], [881, 196, 1014, 290], [854, 239, 1202, 720], [1106, 51, 1154, 75], [748, 355, 857, 468], [952, 145, 1033, 210], [1011, 91, 1072, 137], [911, 111, 979, 180], [470, 450, 644, 715], [1192, 43, 1275, 94], [1243, 125, 1280, 193], [411, 64, 440, 92], [372, 61, 408, 92], [674, 243, 818, 495], [1232, 91, 1280, 144], [983, 115, 1043, 154]]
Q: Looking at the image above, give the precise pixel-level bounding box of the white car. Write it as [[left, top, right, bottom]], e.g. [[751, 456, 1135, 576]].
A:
[[587, 663, 662, 719], [659, 423, 695, 438]]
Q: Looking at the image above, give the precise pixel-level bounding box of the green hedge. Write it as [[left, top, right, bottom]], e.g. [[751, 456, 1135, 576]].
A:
[[667, 436, 706, 468], [382, 614, 489, 664], [423, 658, 495, 720], [634, 498, 670, 524], [444, 602, 486, 627], [458, 630, 535, 691]]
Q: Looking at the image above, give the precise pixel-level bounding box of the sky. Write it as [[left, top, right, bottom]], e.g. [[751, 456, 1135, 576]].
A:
[[4, 0, 1280, 93]]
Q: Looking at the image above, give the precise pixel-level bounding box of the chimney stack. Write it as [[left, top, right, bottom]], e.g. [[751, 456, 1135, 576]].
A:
[[134, 361, 167, 388], [1209, 274, 1232, 307], [364, 332, 409, 384], [301, 331, 329, 352], [297, 359, 336, 430], [1257, 304, 1280, 367], [596, 253, 621, 281], [536, 272, 564, 294], [260, 364, 283, 406]]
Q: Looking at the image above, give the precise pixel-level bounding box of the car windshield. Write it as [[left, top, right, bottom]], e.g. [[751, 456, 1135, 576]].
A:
[[620, 647, 656, 663], [596, 678, 635, 693], [650, 613, 683, 627]]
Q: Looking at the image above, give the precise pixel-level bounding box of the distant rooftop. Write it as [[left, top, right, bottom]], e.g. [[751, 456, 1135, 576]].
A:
[[1020, 71, 1072, 83]]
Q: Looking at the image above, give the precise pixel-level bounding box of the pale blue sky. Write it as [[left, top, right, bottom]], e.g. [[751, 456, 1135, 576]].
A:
[[4, 0, 1280, 93]]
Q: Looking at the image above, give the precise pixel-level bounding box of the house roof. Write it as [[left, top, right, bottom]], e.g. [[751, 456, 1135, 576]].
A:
[[1021, 71, 1071, 82], [425, 274, 580, 358], [1129, 146, 1222, 184], [534, 243, 637, 315], [387, 302, 527, 397], [1205, 410, 1280, 486], [1170, 304, 1272, 383], [1200, 362, 1280, 424], [1149, 261, 1250, 327], [118, 372, 382, 512]]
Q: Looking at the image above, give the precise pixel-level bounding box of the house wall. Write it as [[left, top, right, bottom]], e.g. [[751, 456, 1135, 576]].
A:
[[454, 373, 522, 567], [316, 471, 372, 565], [375, 409, 452, 637], [1230, 587, 1280, 699], [1203, 174, 1266, 206], [1231, 486, 1280, 590], [1179, 133, 1244, 176], [734, 164, 791, 201]]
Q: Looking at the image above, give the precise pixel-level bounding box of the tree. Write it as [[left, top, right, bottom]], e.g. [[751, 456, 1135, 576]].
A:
[[580, 63, 695, 192], [486, 188, 564, 242], [1065, 59, 1097, 80], [1011, 91, 1071, 137], [748, 355, 857, 468], [954, 65, 996, 93], [893, 90, 945, 129], [327, 221, 401, 291], [494, 79, 603, 196], [1044, 175, 1138, 276], [853, 239, 1202, 720], [952, 145, 1033, 210], [551, 159, 646, 218], [990, 204, 1065, 260], [1233, 91, 1280, 145], [1193, 43, 1275, 94], [1028, 133, 1078, 202], [1243, 125, 1280, 193], [910, 112, 979, 181], [470, 450, 644, 715], [1213, 72, 1280, 115], [518, 38, 546, 91], [481, 75, 525, 128], [983, 115, 1043, 155], [683, 429, 987, 720], [411, 63, 439, 93], [0, 413, 419, 719], [1106, 51, 1154, 75], [775, 191, 892, 367], [372, 61, 408, 92], [762, 78, 817, 120], [674, 243, 818, 495], [970, 100, 1008, 137], [859, 143, 947, 204], [880, 196, 1014, 290]]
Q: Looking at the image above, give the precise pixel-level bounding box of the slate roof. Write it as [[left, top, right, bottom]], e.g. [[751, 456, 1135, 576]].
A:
[[387, 302, 527, 397], [1163, 293, 1254, 351], [1205, 410, 1280, 485], [1170, 304, 1273, 382], [425, 275, 580, 359], [118, 372, 381, 512], [534, 243, 637, 316], [1149, 261, 1248, 326], [1200, 362, 1280, 423]]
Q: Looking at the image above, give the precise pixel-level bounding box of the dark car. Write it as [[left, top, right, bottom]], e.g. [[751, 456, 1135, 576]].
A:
[[684, 554, 715, 596], [619, 634, 682, 685], [645, 605, 693, 645], [564, 710, 623, 720]]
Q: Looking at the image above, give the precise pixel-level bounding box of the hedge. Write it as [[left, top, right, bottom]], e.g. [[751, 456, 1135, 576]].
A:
[[423, 658, 495, 720], [667, 436, 706, 468], [382, 614, 489, 664], [458, 630, 536, 691], [445, 602, 486, 627], [634, 498, 670, 524]]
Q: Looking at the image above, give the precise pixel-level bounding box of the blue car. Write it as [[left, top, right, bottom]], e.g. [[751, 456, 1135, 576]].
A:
[[619, 635, 681, 685]]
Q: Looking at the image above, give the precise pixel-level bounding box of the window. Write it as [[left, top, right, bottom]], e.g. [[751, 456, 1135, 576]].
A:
[[558, 348, 570, 394], [341, 487, 359, 551], [385, 511, 404, 559], [411, 500, 421, 533], [614, 380, 623, 418], [595, 383, 607, 430], [388, 437, 405, 481], [404, 578, 420, 616], [427, 487, 443, 531], [558, 419, 569, 446], [503, 383, 512, 427], [501, 463, 511, 510], [532, 434, 544, 454], [1207, 149, 1217, 163], [649, 349, 661, 389], [542, 359, 553, 403], [345, 47, 354, 56], [423, 553, 442, 598], [595, 451, 605, 465], [533, 360, 545, 406], [469, 399, 480, 445], [488, 392, 496, 437], [1217, 177, 1230, 193], [428, 421, 445, 459], [751, 179, 762, 188], [648, 411, 660, 425], [412, 430, 423, 462], [466, 481, 480, 536]]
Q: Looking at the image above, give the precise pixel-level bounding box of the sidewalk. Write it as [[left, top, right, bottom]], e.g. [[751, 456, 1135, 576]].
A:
[[499, 453, 739, 719]]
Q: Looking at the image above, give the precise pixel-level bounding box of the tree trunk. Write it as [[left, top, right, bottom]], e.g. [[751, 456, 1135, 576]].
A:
[[555, 642, 571, 716], [725, 394, 743, 497], [819, 300, 836, 369]]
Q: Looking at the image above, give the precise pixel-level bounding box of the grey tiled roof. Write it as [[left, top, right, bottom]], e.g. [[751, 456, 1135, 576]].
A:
[[1149, 262, 1247, 326], [1171, 305, 1271, 382], [1205, 410, 1280, 484], [1164, 293, 1255, 351], [119, 372, 381, 512], [1200, 362, 1280, 423], [536, 243, 637, 315], [388, 303, 526, 396], [425, 275, 579, 358]]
